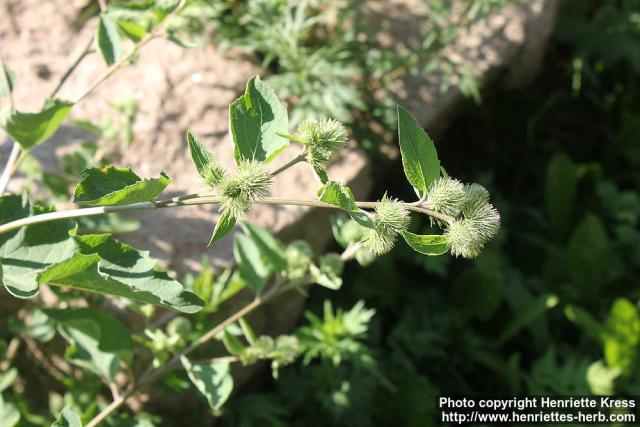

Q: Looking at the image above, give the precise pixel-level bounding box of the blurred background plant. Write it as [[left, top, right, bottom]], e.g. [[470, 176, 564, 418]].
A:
[[2, 0, 640, 425]]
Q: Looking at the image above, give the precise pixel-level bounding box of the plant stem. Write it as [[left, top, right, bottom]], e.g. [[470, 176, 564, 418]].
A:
[[0, 194, 453, 235], [49, 35, 95, 100], [0, 143, 20, 195], [75, 0, 188, 104], [270, 152, 306, 176]]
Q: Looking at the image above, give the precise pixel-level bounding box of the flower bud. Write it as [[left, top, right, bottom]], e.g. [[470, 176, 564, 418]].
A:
[[203, 162, 226, 188], [298, 118, 348, 170], [362, 195, 410, 255], [219, 160, 273, 217], [427, 177, 466, 218]]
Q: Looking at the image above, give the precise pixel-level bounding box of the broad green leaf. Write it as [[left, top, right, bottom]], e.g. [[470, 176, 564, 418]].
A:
[[51, 407, 82, 427], [96, 14, 122, 65], [73, 167, 171, 206], [1, 99, 73, 149], [566, 214, 609, 290], [45, 308, 132, 381], [317, 181, 357, 211], [603, 298, 640, 375], [39, 234, 204, 313], [545, 153, 580, 234], [397, 105, 440, 192], [0, 64, 15, 99], [241, 223, 287, 272], [229, 75, 289, 164], [401, 232, 448, 256], [117, 19, 147, 42], [0, 197, 77, 298], [208, 211, 236, 246], [233, 234, 270, 294], [181, 356, 233, 411], [187, 131, 215, 179]]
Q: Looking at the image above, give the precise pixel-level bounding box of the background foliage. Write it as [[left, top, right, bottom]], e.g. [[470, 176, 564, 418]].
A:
[[1, 0, 640, 426]]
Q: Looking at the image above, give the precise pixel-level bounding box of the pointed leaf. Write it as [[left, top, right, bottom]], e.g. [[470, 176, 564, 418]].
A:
[[117, 19, 147, 42], [96, 14, 122, 65], [401, 231, 448, 255], [229, 75, 288, 164], [187, 131, 214, 179], [181, 357, 233, 411], [73, 167, 171, 206], [208, 211, 236, 246], [317, 181, 357, 211], [397, 105, 440, 192], [1, 99, 73, 149]]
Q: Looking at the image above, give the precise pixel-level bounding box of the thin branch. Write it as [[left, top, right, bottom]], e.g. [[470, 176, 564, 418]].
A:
[[270, 152, 306, 176], [0, 193, 454, 236], [75, 0, 189, 104], [49, 35, 95, 100], [0, 338, 20, 371], [0, 143, 20, 195]]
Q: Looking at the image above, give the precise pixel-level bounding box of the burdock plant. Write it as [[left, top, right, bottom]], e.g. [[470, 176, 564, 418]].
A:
[[0, 71, 500, 425]]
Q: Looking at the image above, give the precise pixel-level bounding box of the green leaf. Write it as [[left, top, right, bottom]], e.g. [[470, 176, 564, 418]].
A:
[[1, 99, 73, 149], [222, 329, 246, 356], [0, 197, 78, 298], [229, 75, 289, 164], [233, 234, 270, 294], [39, 234, 204, 313], [317, 181, 357, 211], [241, 223, 287, 272], [401, 232, 448, 255], [73, 167, 171, 206], [51, 407, 82, 427], [96, 14, 122, 65], [208, 211, 236, 246], [603, 298, 640, 375], [239, 318, 257, 345], [45, 308, 132, 381], [397, 105, 440, 192], [0, 64, 16, 99], [117, 19, 147, 42], [181, 356, 233, 411], [564, 305, 604, 342], [187, 131, 215, 179], [566, 214, 609, 290]]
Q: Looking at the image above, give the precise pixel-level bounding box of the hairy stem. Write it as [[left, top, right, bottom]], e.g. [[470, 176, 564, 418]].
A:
[[0, 194, 453, 235], [270, 152, 306, 176]]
